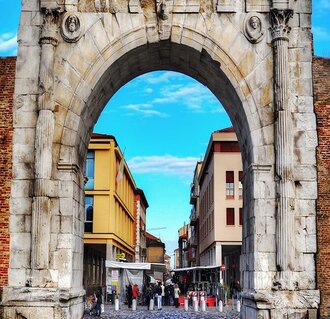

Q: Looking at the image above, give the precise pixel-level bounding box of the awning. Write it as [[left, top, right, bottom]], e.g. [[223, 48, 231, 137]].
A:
[[172, 265, 220, 272], [105, 260, 167, 272], [105, 261, 151, 270]]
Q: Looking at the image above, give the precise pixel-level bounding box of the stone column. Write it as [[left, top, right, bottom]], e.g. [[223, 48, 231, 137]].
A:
[[270, 8, 295, 282], [31, 6, 59, 276]]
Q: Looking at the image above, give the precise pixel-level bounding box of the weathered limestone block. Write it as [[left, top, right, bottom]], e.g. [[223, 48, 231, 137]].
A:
[[11, 180, 33, 198], [294, 164, 316, 181], [10, 197, 32, 216], [10, 250, 31, 269], [16, 46, 41, 80], [295, 199, 315, 217], [246, 0, 270, 12], [59, 197, 76, 216], [254, 252, 276, 272], [216, 0, 240, 12], [8, 268, 27, 287], [254, 271, 275, 289], [294, 147, 316, 166], [54, 249, 73, 288], [173, 0, 200, 12]]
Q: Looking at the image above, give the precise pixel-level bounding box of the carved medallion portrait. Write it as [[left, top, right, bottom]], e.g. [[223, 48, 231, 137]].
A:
[[61, 12, 84, 43], [244, 12, 265, 44]]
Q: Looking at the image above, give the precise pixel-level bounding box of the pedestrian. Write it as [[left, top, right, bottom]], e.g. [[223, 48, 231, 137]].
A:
[[145, 284, 152, 310], [126, 283, 133, 308], [156, 282, 162, 310], [161, 282, 165, 306], [235, 280, 242, 301], [133, 284, 140, 303], [94, 288, 102, 317], [86, 293, 96, 315], [174, 284, 181, 308]]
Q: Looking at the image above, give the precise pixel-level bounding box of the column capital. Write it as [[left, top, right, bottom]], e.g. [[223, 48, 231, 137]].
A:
[[40, 7, 60, 46], [270, 8, 293, 42]]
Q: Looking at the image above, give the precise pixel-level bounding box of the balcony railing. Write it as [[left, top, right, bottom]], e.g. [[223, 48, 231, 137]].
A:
[[190, 208, 198, 225]]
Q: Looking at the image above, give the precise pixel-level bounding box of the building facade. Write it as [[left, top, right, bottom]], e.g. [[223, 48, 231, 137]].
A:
[[134, 189, 148, 262], [178, 223, 189, 268], [198, 128, 242, 284], [188, 161, 203, 267], [83, 133, 140, 291], [146, 232, 166, 264]]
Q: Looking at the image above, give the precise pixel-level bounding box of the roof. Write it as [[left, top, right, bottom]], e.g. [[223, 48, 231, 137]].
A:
[[145, 232, 160, 241], [136, 188, 149, 208], [90, 132, 119, 146], [214, 126, 235, 133]]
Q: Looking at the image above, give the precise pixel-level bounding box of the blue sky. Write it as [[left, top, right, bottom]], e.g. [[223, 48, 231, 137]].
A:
[[1, 1, 329, 258]]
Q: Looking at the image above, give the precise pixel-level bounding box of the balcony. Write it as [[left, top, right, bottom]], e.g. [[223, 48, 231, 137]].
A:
[[190, 183, 199, 205], [189, 236, 197, 247], [190, 208, 198, 225]]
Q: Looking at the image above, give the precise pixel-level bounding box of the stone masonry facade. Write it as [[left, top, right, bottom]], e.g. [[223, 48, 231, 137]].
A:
[[0, 0, 324, 317], [314, 57, 330, 318], [0, 55, 329, 317], [0, 57, 15, 292]]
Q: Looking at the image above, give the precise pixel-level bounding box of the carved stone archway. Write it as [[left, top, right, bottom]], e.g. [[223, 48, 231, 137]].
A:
[[1, 0, 319, 318]]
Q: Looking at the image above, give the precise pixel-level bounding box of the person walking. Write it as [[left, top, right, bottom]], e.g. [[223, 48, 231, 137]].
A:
[[174, 284, 181, 308], [94, 288, 102, 317], [145, 284, 152, 310], [132, 284, 140, 307], [235, 280, 242, 301], [156, 282, 162, 310], [161, 282, 165, 306], [126, 283, 133, 308]]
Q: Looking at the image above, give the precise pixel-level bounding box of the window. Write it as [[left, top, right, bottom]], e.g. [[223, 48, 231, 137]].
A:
[[85, 151, 95, 190], [226, 171, 234, 199], [85, 196, 93, 232], [238, 171, 243, 198], [239, 208, 243, 225], [226, 208, 235, 225]]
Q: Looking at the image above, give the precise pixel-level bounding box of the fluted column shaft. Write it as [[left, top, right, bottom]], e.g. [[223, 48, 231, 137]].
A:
[[271, 8, 295, 273], [32, 8, 59, 272]]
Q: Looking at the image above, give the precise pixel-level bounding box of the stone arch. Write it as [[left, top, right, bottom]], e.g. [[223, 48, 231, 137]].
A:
[[2, 0, 319, 318]]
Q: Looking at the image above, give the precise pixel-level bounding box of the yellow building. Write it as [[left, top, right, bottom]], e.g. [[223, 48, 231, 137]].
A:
[[83, 133, 138, 292]]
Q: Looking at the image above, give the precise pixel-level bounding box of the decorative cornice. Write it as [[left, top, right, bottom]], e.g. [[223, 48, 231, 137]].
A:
[[270, 8, 293, 42], [57, 162, 79, 174]]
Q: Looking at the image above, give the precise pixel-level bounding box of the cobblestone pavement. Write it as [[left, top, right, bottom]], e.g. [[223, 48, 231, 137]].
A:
[[84, 303, 240, 319]]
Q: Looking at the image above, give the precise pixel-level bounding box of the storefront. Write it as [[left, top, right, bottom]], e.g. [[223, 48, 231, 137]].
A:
[[105, 261, 166, 304]]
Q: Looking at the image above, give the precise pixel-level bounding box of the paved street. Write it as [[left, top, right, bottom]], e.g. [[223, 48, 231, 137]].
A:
[[84, 303, 240, 318]]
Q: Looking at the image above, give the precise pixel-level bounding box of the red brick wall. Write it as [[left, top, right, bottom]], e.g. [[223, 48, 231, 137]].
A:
[[314, 56, 330, 318], [0, 57, 15, 289]]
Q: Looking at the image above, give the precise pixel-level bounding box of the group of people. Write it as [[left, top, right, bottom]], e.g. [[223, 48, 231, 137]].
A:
[[230, 280, 242, 301], [125, 283, 140, 308], [86, 288, 103, 316], [125, 282, 182, 310]]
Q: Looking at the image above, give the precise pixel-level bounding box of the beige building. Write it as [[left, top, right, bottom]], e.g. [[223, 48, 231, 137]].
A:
[[134, 189, 148, 262], [188, 161, 203, 267], [198, 127, 242, 284]]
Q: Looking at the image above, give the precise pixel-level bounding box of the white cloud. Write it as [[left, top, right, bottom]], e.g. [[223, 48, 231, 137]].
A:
[[123, 103, 168, 117], [127, 154, 199, 176], [153, 83, 223, 113], [140, 71, 186, 85], [0, 33, 17, 54]]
